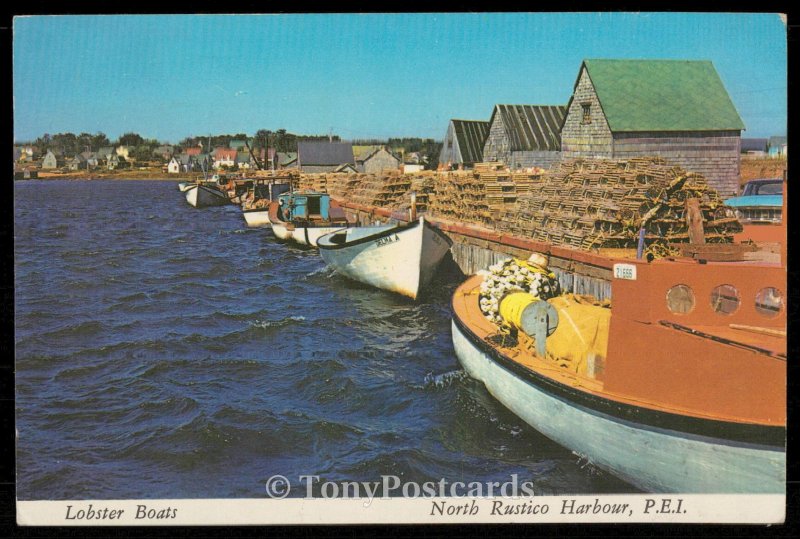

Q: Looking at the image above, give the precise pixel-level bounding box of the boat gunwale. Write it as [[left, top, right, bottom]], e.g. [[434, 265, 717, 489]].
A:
[[192, 184, 229, 198], [317, 217, 452, 251], [451, 279, 785, 449]]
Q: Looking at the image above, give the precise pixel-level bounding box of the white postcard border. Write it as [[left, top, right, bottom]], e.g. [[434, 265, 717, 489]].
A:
[[17, 494, 786, 526]]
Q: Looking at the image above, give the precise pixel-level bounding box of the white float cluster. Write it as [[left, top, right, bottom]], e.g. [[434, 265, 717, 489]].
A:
[[477, 258, 561, 325]]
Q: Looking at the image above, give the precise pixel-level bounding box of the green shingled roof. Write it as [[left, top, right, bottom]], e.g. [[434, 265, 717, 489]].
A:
[[582, 59, 745, 132]]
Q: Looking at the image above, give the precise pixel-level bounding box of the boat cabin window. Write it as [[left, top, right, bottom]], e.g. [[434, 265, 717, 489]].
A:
[[666, 284, 695, 314], [307, 196, 321, 215], [710, 284, 740, 316], [755, 287, 783, 318]]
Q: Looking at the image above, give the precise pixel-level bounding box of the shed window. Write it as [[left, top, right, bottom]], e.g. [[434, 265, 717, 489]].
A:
[[447, 139, 452, 149], [581, 103, 592, 124]]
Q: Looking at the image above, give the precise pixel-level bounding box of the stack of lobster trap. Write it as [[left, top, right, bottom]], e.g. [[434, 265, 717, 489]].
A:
[[392, 173, 436, 214], [347, 172, 413, 209], [325, 173, 363, 200], [296, 173, 328, 193], [427, 163, 543, 227], [427, 170, 492, 225], [496, 158, 742, 255]]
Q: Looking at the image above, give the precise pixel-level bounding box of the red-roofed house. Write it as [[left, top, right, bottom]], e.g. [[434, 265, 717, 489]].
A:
[[213, 147, 238, 169]]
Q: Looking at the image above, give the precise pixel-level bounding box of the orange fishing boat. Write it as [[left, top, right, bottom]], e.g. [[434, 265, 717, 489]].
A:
[[451, 246, 786, 493]]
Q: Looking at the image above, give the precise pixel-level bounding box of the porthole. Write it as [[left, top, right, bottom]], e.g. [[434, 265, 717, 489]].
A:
[[755, 287, 784, 318], [666, 284, 695, 314], [710, 284, 740, 315]]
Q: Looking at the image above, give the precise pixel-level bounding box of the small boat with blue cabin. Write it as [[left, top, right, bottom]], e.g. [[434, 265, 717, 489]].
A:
[[267, 191, 350, 246], [241, 179, 292, 227]]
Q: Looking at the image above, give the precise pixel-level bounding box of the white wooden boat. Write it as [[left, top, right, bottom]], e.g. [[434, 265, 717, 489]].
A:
[[451, 258, 786, 493], [240, 180, 291, 228], [317, 216, 452, 300], [185, 183, 229, 208], [267, 192, 349, 246], [242, 208, 271, 227], [177, 181, 193, 192]]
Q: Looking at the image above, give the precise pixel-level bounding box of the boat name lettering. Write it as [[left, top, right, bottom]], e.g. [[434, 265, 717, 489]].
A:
[[613, 263, 637, 280], [375, 234, 400, 247]]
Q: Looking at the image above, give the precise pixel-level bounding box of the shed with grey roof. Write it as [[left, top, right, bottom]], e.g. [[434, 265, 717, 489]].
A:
[[439, 119, 490, 169], [741, 138, 768, 153], [297, 141, 354, 173], [360, 147, 401, 174], [483, 104, 566, 170]]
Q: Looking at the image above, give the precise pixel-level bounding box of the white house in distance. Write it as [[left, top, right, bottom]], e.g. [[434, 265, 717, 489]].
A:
[[116, 146, 132, 160], [213, 148, 237, 169], [167, 157, 182, 174], [42, 150, 64, 169]]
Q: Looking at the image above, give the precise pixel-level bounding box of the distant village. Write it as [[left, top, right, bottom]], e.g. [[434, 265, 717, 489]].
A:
[[12, 134, 440, 180], [14, 59, 788, 197]]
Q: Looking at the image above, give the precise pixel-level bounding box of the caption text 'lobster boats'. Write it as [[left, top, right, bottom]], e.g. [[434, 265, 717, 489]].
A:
[[267, 191, 349, 246], [451, 255, 785, 493], [317, 216, 453, 300]]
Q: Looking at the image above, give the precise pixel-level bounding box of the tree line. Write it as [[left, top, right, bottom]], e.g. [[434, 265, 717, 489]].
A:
[[19, 130, 442, 167], [23, 132, 161, 162]]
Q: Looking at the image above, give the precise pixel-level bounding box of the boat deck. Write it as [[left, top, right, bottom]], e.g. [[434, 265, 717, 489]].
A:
[[661, 322, 786, 358], [453, 274, 786, 426]]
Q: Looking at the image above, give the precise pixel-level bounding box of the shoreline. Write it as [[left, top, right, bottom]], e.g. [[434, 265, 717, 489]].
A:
[[23, 171, 194, 181]]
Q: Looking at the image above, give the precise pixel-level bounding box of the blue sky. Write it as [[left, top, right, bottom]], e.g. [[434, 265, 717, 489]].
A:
[[13, 13, 787, 143]]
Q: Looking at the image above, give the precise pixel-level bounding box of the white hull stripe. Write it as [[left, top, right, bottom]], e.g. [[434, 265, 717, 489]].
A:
[[451, 321, 784, 493], [450, 313, 784, 449]]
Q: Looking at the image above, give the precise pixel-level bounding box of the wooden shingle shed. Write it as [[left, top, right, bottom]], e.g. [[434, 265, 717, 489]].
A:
[[439, 119, 490, 169], [483, 104, 566, 170], [561, 59, 745, 196], [297, 141, 355, 173]]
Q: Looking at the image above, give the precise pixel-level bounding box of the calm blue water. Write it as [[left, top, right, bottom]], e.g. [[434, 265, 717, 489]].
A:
[[14, 179, 635, 499]]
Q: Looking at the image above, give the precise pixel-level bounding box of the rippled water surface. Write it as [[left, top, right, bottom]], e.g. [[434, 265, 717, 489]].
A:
[[15, 179, 635, 499]]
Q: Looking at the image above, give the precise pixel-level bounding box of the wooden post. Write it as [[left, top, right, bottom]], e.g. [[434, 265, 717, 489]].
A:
[[685, 198, 705, 244]]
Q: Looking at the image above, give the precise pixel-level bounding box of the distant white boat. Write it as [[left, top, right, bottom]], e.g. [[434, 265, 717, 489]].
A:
[[243, 208, 271, 227], [185, 184, 229, 208], [267, 191, 349, 246], [317, 216, 452, 300]]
